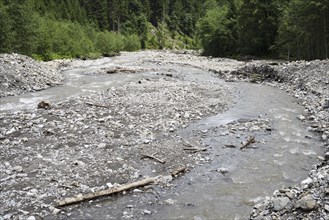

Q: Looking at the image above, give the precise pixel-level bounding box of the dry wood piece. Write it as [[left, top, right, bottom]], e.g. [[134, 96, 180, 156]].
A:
[[171, 166, 187, 177], [141, 153, 165, 164], [224, 144, 236, 148], [85, 102, 109, 108], [56, 177, 155, 207], [240, 136, 256, 150], [183, 147, 207, 153]]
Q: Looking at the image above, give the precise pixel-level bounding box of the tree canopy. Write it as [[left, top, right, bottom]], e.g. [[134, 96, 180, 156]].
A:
[[0, 0, 327, 60]]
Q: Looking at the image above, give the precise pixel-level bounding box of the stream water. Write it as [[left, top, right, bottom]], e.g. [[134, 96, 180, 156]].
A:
[[0, 55, 324, 219], [151, 82, 323, 219]]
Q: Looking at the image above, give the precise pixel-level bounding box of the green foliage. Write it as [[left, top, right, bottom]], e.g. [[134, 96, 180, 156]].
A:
[[96, 31, 124, 55], [0, 1, 11, 52], [6, 0, 328, 61], [6, 1, 39, 55], [123, 34, 141, 51], [276, 0, 329, 60], [237, 0, 279, 56], [197, 1, 238, 56]]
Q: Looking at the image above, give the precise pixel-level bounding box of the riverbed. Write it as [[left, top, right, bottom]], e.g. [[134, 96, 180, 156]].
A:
[[0, 51, 326, 219]]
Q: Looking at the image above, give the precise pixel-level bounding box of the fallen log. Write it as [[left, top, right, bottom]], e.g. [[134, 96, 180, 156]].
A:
[[240, 136, 256, 150], [85, 102, 109, 108], [171, 166, 187, 177], [56, 177, 155, 207], [224, 144, 236, 148], [141, 153, 165, 164], [183, 147, 207, 153]]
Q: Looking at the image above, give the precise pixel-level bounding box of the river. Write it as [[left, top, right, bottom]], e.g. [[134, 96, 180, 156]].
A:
[[0, 51, 324, 219]]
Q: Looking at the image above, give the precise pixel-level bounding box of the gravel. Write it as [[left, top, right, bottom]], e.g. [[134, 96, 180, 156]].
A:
[[0, 54, 231, 219], [246, 60, 329, 219], [0, 53, 63, 98], [0, 51, 328, 219]]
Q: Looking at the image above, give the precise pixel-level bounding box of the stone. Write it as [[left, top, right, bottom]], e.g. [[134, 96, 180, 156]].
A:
[[142, 210, 151, 215], [37, 101, 51, 109], [325, 152, 329, 161], [325, 205, 329, 212], [98, 143, 106, 148], [296, 195, 316, 210], [27, 216, 36, 220], [285, 191, 294, 199], [301, 177, 313, 188], [217, 168, 229, 174], [164, 199, 175, 205], [272, 197, 290, 211]]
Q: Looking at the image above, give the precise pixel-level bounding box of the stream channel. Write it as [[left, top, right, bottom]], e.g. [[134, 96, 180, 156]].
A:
[[0, 55, 324, 219]]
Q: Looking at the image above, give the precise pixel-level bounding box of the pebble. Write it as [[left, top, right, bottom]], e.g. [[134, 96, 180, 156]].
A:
[[272, 197, 290, 211], [142, 210, 152, 215], [301, 177, 313, 188], [296, 195, 316, 210], [164, 199, 176, 205], [217, 168, 229, 174], [325, 152, 329, 161]]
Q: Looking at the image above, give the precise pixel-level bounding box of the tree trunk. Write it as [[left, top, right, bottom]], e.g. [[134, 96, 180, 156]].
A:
[[324, 12, 328, 59]]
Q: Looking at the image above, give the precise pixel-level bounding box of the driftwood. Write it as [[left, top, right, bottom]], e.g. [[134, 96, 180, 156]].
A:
[[85, 102, 109, 108], [240, 136, 256, 150], [56, 177, 155, 207], [141, 153, 165, 164], [224, 144, 236, 148], [182, 140, 207, 153], [171, 166, 187, 176], [183, 147, 207, 153]]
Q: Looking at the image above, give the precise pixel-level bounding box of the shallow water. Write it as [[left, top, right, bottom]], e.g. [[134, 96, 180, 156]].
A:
[[0, 55, 324, 219], [151, 82, 324, 219]]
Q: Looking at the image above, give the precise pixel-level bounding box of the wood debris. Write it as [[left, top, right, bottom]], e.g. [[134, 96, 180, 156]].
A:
[[141, 153, 165, 164], [56, 177, 156, 207], [171, 166, 187, 177], [240, 136, 256, 150]]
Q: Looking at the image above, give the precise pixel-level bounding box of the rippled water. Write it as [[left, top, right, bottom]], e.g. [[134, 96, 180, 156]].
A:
[[150, 82, 324, 219]]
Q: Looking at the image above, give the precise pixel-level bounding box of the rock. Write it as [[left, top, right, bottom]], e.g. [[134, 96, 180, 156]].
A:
[[38, 101, 51, 109], [164, 199, 176, 205], [296, 195, 316, 210], [272, 197, 290, 211], [27, 216, 36, 220], [324, 205, 329, 212], [325, 152, 329, 161], [98, 143, 106, 148], [301, 177, 313, 188], [321, 134, 327, 141], [6, 128, 16, 135], [285, 192, 294, 199], [142, 210, 152, 215], [297, 115, 306, 121], [217, 168, 229, 174]]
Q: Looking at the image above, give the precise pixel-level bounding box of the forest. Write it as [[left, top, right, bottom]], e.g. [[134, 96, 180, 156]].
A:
[[0, 0, 328, 61]]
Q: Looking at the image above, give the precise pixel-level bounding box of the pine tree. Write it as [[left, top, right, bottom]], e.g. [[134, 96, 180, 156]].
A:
[[0, 0, 11, 52]]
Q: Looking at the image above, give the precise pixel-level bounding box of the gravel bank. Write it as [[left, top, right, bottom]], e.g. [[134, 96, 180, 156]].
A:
[[0, 54, 63, 98], [247, 60, 329, 219], [0, 51, 328, 219], [146, 52, 329, 219], [0, 54, 231, 219]]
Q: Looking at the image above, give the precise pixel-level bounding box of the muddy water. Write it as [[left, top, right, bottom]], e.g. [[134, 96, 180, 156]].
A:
[[0, 56, 324, 219]]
